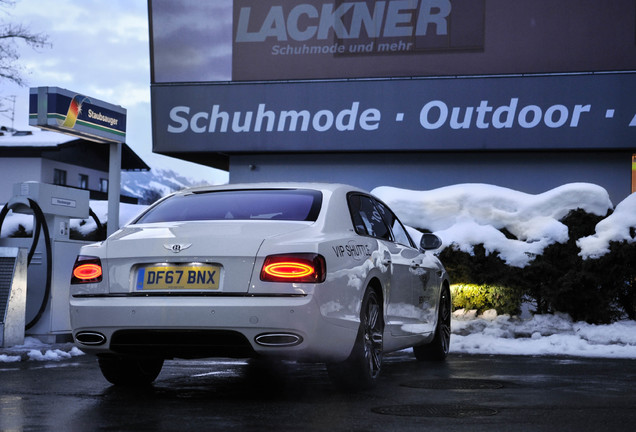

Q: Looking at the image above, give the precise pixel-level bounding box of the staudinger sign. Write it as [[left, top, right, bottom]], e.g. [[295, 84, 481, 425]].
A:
[[29, 87, 126, 143], [152, 73, 636, 161]]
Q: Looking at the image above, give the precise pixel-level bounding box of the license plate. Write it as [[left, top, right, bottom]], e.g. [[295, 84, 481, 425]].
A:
[[136, 264, 221, 291]]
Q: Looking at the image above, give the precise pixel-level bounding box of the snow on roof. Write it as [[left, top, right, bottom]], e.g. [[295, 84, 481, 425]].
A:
[[373, 183, 614, 267], [0, 125, 150, 171], [0, 126, 76, 147]]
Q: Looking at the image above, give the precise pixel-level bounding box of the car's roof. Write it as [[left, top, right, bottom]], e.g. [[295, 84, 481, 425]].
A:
[[174, 182, 369, 196]]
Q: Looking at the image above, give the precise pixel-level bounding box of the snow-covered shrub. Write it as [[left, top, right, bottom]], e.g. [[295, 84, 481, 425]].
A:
[[438, 208, 634, 324]]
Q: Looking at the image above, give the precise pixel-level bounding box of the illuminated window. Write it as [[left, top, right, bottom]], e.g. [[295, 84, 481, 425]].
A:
[[100, 178, 108, 193], [53, 169, 67, 186]]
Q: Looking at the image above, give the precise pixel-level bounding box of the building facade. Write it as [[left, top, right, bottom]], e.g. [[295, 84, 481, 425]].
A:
[[147, 0, 636, 204], [0, 127, 149, 204]]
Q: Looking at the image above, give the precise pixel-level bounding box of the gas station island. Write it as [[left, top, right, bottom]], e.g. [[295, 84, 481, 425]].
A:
[[1, 88, 128, 346]]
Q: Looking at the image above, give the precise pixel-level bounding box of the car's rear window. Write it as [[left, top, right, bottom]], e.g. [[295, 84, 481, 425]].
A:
[[134, 189, 323, 223]]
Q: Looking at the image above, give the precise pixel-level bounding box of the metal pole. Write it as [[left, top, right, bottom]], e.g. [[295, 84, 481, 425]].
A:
[[107, 142, 121, 236]]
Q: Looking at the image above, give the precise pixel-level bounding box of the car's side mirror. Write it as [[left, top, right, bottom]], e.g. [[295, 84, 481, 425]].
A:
[[420, 233, 442, 251]]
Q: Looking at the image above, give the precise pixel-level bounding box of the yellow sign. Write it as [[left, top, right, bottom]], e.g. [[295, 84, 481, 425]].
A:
[[136, 264, 221, 291]]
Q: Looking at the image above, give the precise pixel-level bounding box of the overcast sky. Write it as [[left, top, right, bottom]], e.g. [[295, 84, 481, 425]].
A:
[[0, 0, 228, 184]]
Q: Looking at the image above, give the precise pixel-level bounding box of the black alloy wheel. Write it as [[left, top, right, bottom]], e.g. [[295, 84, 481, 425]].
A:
[[327, 287, 384, 390], [413, 285, 451, 361]]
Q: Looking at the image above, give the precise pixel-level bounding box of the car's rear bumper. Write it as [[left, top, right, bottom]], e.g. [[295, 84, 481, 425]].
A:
[[70, 294, 358, 363]]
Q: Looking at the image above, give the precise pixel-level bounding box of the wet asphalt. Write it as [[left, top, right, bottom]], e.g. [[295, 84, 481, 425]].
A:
[[1, 350, 635, 431]]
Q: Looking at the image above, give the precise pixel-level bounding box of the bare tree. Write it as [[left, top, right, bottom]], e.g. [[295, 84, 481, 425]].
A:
[[0, 0, 50, 86]]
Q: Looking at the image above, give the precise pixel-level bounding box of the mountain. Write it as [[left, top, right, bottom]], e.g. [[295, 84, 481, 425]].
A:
[[121, 168, 217, 204]]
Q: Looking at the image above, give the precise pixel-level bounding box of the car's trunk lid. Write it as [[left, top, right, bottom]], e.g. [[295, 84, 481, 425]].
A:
[[104, 221, 311, 293]]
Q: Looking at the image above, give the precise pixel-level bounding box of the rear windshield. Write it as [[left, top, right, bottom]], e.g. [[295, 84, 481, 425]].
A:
[[134, 189, 323, 223]]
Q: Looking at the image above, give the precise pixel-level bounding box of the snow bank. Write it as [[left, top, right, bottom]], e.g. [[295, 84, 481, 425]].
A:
[[451, 313, 636, 358], [577, 192, 636, 259], [0, 337, 84, 363], [0, 354, 21, 363], [373, 183, 613, 267], [27, 346, 84, 361]]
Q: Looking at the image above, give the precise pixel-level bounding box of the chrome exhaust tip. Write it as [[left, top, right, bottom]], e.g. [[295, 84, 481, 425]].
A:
[[255, 333, 303, 347], [75, 331, 107, 346]]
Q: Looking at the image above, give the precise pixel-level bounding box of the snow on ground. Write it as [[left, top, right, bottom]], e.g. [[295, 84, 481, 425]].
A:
[[451, 312, 636, 359], [0, 337, 84, 363]]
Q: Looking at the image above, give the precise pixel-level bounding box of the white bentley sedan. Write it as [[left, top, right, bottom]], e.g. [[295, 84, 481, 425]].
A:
[[70, 183, 450, 390]]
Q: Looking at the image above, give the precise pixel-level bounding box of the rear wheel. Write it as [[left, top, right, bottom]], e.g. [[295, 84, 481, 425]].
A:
[[327, 287, 384, 391], [413, 285, 451, 361], [97, 355, 164, 386]]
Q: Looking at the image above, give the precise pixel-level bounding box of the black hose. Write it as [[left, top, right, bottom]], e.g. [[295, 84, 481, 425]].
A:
[[25, 199, 52, 331], [0, 200, 98, 330], [89, 207, 106, 240], [27, 210, 41, 265], [0, 200, 53, 330], [0, 203, 9, 232]]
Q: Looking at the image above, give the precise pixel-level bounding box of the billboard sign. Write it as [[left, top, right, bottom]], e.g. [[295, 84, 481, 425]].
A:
[[152, 73, 636, 159], [149, 0, 636, 82], [29, 87, 127, 143], [148, 1, 636, 163], [232, 0, 485, 80]]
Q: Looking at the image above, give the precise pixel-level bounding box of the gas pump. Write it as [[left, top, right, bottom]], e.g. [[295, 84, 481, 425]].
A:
[[0, 182, 99, 343]]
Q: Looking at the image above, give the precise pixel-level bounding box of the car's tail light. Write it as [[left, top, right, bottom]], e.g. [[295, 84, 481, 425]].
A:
[[260, 253, 326, 283], [71, 256, 103, 284]]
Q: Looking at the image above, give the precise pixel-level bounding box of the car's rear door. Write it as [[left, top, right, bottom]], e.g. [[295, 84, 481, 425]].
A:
[[375, 201, 438, 335], [348, 194, 418, 337]]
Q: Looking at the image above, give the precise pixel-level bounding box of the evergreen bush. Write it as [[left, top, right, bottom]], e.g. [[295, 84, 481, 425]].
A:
[[450, 283, 521, 316], [433, 208, 635, 324]]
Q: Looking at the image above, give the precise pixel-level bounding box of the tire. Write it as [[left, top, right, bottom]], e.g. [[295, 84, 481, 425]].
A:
[[413, 285, 451, 361], [97, 355, 164, 386], [327, 287, 384, 391]]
